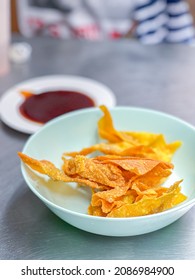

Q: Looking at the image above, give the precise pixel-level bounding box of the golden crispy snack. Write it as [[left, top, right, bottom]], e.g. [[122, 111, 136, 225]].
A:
[[62, 155, 173, 189], [90, 188, 137, 214], [18, 152, 106, 190], [64, 105, 181, 162], [64, 142, 156, 158], [19, 153, 173, 191], [106, 181, 187, 217], [18, 102, 186, 220], [18, 152, 186, 218], [98, 105, 181, 149], [62, 155, 125, 189], [88, 157, 174, 215]]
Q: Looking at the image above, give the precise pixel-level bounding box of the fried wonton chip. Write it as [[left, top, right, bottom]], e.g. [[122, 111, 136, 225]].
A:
[[64, 142, 156, 158], [93, 155, 173, 175], [62, 155, 173, 190], [19, 153, 173, 191], [18, 152, 106, 190], [18, 153, 185, 216], [107, 181, 187, 217], [18, 106, 186, 219], [62, 155, 126, 189], [86, 156, 177, 216], [98, 105, 181, 149], [89, 189, 137, 215], [63, 105, 181, 162]]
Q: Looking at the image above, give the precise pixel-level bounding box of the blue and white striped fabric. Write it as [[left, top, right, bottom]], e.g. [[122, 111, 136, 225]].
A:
[[134, 0, 195, 44]]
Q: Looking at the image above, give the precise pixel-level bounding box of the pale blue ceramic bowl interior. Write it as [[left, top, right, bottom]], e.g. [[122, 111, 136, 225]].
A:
[[20, 107, 195, 236]]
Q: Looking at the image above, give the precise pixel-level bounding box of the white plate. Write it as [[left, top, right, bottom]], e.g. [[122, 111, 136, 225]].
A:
[[0, 75, 116, 134]]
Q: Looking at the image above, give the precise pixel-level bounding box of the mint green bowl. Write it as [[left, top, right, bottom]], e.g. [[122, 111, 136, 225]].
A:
[[20, 107, 195, 236]]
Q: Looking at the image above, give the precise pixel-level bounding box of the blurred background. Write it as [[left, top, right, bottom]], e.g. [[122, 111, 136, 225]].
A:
[[11, 0, 195, 34]]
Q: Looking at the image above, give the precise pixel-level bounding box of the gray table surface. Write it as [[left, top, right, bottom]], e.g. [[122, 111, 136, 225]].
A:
[[1, 35, 195, 260]]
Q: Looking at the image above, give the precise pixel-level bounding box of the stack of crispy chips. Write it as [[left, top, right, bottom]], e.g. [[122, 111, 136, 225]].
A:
[[18, 106, 187, 217]]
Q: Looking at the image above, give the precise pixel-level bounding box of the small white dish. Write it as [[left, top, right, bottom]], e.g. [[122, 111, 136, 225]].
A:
[[0, 75, 116, 134], [20, 107, 195, 236]]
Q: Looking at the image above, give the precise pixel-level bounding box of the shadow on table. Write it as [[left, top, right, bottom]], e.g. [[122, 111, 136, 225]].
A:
[[0, 121, 29, 140]]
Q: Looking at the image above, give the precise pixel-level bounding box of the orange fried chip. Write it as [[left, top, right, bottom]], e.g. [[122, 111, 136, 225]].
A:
[[130, 160, 173, 197], [94, 155, 173, 177], [98, 106, 181, 162], [88, 205, 107, 217], [107, 181, 187, 217], [18, 152, 187, 218], [19, 153, 173, 191], [98, 105, 124, 143], [147, 134, 181, 162], [18, 152, 69, 181], [63, 106, 181, 162], [87, 156, 175, 216], [18, 104, 186, 219], [63, 142, 156, 158], [62, 155, 126, 189], [90, 188, 136, 214], [64, 155, 173, 190], [18, 152, 106, 190]]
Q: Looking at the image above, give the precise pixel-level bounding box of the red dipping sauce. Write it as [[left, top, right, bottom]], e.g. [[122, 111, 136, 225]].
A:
[[19, 90, 95, 124]]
